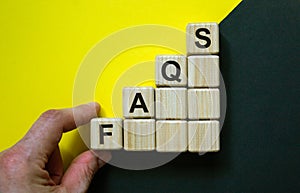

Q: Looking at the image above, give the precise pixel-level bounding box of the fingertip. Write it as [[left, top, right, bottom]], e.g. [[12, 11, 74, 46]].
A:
[[88, 102, 101, 114], [60, 150, 102, 192], [71, 102, 101, 127]]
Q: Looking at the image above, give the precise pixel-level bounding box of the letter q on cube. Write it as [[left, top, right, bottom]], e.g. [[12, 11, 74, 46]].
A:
[[155, 55, 187, 87]]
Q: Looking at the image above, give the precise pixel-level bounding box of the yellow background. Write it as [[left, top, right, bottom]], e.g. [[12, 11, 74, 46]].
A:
[[0, 0, 241, 167]]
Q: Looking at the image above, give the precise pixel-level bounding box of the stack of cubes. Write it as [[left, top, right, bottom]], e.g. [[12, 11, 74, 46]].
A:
[[91, 23, 220, 153]]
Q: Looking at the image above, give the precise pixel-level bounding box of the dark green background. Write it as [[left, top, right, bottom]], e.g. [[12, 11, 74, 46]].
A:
[[88, 0, 300, 192]]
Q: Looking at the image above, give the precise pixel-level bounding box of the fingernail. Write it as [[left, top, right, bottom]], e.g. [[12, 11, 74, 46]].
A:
[[88, 102, 101, 114], [88, 102, 99, 107]]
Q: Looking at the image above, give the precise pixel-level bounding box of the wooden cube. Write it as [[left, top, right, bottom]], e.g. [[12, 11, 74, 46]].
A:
[[186, 23, 219, 55], [156, 120, 187, 152], [123, 87, 155, 118], [124, 119, 155, 151], [90, 118, 123, 150], [156, 55, 187, 87], [188, 55, 219, 87], [188, 121, 220, 152], [156, 88, 187, 119], [188, 89, 220, 119]]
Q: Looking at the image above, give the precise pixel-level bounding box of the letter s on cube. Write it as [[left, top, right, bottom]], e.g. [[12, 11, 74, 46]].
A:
[[186, 23, 219, 55]]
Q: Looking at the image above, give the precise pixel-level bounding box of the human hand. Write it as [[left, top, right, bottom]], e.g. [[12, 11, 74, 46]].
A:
[[0, 102, 111, 193]]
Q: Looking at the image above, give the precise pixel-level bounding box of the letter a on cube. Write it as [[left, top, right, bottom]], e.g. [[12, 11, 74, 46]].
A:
[[90, 118, 123, 150], [123, 87, 155, 118]]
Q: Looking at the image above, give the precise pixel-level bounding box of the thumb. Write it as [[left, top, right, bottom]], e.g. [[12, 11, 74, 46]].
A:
[[60, 150, 111, 193]]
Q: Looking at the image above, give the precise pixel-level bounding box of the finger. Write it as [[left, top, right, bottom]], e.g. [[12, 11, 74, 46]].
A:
[[19, 102, 100, 159], [46, 146, 63, 185], [60, 150, 111, 193]]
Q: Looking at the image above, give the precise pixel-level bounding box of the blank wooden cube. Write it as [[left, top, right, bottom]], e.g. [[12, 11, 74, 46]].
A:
[[90, 118, 123, 150], [156, 88, 187, 119], [124, 119, 155, 151], [186, 23, 219, 55], [156, 55, 187, 87], [156, 120, 187, 152], [188, 55, 219, 87], [188, 89, 220, 119], [123, 87, 155, 118], [188, 121, 220, 152]]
